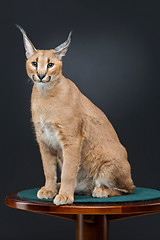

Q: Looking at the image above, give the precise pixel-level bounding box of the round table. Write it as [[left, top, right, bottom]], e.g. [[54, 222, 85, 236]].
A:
[[6, 191, 160, 240]]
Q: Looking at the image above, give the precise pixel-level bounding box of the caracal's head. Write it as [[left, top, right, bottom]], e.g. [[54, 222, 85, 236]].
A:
[[17, 25, 72, 87]]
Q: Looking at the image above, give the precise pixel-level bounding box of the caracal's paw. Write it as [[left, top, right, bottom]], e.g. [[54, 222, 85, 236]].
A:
[[37, 186, 57, 199], [54, 193, 74, 206], [92, 187, 109, 198]]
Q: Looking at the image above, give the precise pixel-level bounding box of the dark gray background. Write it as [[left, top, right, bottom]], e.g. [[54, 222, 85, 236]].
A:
[[1, 0, 160, 239]]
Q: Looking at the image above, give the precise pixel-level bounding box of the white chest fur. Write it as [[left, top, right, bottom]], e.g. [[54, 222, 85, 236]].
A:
[[39, 118, 61, 151]]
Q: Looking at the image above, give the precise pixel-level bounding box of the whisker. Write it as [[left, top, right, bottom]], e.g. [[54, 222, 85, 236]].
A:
[[27, 77, 33, 85]]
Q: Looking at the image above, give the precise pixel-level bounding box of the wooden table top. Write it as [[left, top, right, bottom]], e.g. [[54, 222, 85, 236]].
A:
[[6, 191, 160, 216]]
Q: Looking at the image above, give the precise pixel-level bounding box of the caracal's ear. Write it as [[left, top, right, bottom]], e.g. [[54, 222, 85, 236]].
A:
[[54, 31, 72, 60], [16, 25, 37, 59]]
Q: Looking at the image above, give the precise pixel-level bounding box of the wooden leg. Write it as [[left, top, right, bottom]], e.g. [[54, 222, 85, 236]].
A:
[[76, 214, 109, 240]]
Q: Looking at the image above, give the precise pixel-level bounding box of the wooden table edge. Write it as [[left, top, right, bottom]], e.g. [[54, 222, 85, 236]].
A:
[[6, 191, 160, 215]]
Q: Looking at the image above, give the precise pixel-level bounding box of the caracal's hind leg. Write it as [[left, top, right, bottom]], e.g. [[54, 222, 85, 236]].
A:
[[92, 186, 122, 198], [92, 160, 135, 198]]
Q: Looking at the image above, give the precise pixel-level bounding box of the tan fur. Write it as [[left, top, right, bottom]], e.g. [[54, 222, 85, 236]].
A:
[[20, 29, 135, 205]]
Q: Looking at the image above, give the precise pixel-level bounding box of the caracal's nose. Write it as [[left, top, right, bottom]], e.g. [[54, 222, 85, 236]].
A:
[[38, 73, 45, 80]]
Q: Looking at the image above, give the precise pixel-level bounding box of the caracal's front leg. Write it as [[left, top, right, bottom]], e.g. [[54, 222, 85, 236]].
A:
[[54, 138, 82, 205], [37, 141, 57, 199]]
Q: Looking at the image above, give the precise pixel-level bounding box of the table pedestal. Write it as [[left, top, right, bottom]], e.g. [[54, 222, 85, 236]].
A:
[[76, 215, 109, 240]]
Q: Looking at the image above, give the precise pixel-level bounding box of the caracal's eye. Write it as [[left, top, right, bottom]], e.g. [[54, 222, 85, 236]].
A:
[[31, 62, 38, 67], [47, 63, 54, 68]]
